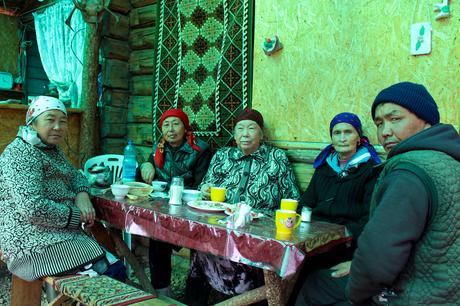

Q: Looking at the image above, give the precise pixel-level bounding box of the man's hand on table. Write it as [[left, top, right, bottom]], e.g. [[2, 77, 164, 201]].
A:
[[330, 260, 351, 278]]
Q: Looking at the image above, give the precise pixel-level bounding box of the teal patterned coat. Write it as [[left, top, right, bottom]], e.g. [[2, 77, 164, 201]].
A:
[[192, 144, 300, 295]]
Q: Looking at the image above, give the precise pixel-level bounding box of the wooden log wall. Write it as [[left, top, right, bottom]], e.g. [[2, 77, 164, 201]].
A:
[[100, 1, 131, 156], [99, 0, 156, 162], [127, 0, 156, 161], [0, 14, 19, 75]]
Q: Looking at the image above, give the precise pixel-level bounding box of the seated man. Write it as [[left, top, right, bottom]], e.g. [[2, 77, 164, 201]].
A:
[[296, 82, 460, 305]]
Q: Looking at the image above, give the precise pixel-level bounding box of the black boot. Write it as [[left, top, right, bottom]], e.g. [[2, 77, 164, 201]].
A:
[[185, 275, 211, 306]]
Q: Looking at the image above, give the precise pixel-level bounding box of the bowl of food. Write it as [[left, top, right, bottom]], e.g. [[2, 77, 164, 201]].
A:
[[110, 184, 130, 200], [182, 189, 201, 203], [151, 180, 168, 192], [124, 181, 154, 197]]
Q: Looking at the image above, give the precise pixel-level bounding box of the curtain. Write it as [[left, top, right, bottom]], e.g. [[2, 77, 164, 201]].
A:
[[33, 0, 86, 108]]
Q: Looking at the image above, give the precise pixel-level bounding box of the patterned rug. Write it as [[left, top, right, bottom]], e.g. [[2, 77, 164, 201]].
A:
[[153, 0, 254, 149]]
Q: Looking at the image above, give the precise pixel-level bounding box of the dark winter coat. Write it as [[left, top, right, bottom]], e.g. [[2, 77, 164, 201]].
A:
[[347, 124, 460, 305], [300, 160, 378, 244], [141, 138, 211, 188]]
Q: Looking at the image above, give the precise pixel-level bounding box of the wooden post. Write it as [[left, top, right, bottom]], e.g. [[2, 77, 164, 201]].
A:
[[79, 22, 102, 166], [10, 275, 42, 306]]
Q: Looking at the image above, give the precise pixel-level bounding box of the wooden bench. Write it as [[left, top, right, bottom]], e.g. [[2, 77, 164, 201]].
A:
[[9, 273, 183, 306], [3, 221, 185, 306]]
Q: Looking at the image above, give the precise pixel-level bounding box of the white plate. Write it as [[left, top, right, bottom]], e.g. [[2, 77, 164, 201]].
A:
[[149, 191, 169, 199], [187, 200, 227, 212]]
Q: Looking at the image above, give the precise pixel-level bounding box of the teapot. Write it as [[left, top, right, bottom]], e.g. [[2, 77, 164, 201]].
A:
[[87, 165, 112, 187]]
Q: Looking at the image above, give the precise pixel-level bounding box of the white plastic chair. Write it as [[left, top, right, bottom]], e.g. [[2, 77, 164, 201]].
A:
[[84, 154, 125, 183], [84, 154, 135, 275]]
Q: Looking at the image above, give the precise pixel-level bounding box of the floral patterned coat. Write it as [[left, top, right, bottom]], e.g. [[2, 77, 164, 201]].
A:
[[199, 144, 300, 212], [192, 144, 300, 295]]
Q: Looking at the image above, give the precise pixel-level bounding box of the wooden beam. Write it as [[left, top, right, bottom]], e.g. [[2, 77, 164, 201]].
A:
[[79, 22, 102, 166], [10, 275, 42, 306], [215, 286, 266, 306], [0, 7, 17, 16], [16, 0, 58, 16]]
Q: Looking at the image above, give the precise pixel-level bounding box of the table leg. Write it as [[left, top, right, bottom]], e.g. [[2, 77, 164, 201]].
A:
[[264, 270, 285, 306], [90, 221, 155, 294], [107, 227, 156, 294], [263, 269, 300, 306]]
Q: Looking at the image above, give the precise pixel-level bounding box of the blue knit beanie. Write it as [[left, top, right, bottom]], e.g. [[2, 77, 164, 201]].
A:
[[371, 82, 440, 125]]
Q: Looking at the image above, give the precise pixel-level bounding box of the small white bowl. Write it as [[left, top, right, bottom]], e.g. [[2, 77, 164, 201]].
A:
[[111, 184, 130, 200], [152, 180, 168, 192], [124, 181, 154, 197], [182, 189, 201, 203]]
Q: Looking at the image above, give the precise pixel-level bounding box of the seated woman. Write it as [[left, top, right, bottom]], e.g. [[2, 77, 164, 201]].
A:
[[300, 112, 380, 259], [293, 112, 381, 305], [186, 108, 300, 304], [0, 96, 124, 283], [137, 108, 211, 296], [138, 108, 211, 186]]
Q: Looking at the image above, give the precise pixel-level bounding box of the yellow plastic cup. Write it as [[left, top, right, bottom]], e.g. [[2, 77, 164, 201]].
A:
[[210, 186, 226, 202], [275, 209, 301, 238], [280, 199, 299, 211]]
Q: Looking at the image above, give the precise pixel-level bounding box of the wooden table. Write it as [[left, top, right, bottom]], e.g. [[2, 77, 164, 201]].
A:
[[93, 194, 350, 305]]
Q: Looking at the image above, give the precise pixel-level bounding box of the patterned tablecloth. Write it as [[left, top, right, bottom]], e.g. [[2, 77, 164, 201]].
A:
[[93, 195, 349, 278]]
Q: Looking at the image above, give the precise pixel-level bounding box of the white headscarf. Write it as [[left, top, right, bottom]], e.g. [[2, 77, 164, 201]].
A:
[[26, 96, 67, 125], [18, 96, 68, 148]]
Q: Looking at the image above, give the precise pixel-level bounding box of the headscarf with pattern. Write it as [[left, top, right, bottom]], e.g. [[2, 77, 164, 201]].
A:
[[18, 96, 68, 148], [26, 96, 67, 125]]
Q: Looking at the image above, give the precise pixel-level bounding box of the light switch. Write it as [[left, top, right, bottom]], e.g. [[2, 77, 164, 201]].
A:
[[410, 22, 432, 55]]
